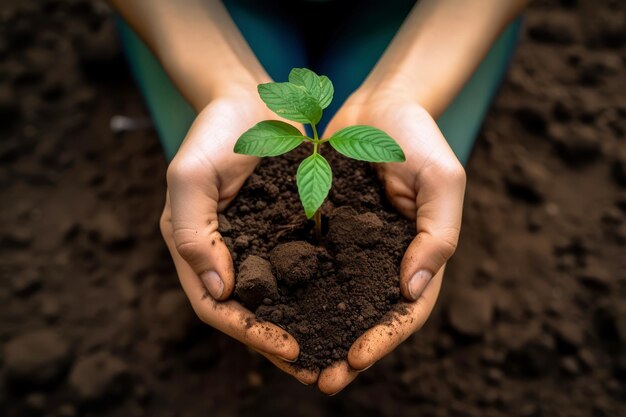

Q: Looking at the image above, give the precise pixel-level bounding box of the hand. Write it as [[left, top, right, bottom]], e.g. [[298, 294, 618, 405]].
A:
[[317, 89, 466, 394], [160, 92, 318, 385]]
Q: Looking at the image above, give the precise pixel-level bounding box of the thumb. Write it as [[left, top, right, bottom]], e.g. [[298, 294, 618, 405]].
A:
[[171, 218, 235, 301], [400, 162, 465, 301], [165, 164, 235, 301], [400, 230, 458, 301]]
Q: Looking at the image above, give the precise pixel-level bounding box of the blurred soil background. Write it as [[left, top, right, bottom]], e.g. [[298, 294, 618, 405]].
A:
[[0, 0, 625, 416]]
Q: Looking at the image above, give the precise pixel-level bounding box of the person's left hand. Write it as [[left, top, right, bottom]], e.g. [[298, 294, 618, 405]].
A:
[[316, 87, 466, 395]]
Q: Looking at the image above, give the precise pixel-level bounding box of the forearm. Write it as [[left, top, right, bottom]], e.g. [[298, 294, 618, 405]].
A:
[[109, 0, 271, 111], [362, 0, 529, 118]]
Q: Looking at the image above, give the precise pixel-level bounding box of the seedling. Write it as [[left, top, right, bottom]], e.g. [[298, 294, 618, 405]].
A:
[[234, 68, 405, 240]]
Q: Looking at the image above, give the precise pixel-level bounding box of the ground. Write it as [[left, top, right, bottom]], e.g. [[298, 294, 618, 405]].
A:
[[0, 0, 625, 416]]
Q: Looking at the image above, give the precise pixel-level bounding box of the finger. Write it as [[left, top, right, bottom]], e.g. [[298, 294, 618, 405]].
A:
[[255, 349, 320, 385], [164, 158, 235, 301], [162, 209, 300, 361], [400, 159, 465, 301], [348, 269, 443, 370], [317, 361, 358, 396]]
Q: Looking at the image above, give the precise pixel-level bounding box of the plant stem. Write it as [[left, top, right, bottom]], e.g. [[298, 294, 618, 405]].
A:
[[311, 122, 322, 242], [311, 123, 319, 142], [313, 209, 322, 242]]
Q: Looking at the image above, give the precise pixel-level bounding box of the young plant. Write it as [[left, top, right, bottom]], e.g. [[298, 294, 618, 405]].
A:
[[234, 68, 405, 240]]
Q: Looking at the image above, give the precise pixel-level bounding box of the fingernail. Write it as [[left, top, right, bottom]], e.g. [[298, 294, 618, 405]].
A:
[[201, 271, 224, 299], [408, 269, 432, 300], [278, 355, 297, 363], [357, 363, 374, 373]]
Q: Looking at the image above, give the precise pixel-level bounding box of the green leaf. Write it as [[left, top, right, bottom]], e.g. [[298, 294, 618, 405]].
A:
[[296, 153, 332, 219], [233, 121, 304, 157], [318, 76, 334, 109], [258, 82, 322, 124], [328, 125, 406, 163], [288, 68, 334, 109], [289, 68, 321, 98]]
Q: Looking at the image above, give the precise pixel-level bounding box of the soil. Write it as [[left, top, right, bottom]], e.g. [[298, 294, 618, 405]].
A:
[[226, 147, 414, 369], [1, 1, 625, 417]]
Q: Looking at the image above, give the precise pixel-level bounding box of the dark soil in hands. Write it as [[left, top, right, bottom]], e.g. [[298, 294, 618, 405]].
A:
[[1, 0, 625, 416], [224, 147, 414, 370]]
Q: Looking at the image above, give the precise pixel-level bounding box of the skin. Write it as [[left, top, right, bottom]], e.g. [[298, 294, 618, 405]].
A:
[[317, 91, 464, 394], [315, 0, 530, 392], [110, 0, 529, 394], [161, 96, 318, 385], [111, 0, 317, 384]]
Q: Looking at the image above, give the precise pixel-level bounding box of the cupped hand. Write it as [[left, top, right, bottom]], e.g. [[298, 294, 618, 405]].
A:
[[317, 89, 466, 394], [160, 92, 318, 385]]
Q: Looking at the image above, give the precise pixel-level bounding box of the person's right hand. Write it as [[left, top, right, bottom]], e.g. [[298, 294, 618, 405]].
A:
[[160, 91, 319, 385]]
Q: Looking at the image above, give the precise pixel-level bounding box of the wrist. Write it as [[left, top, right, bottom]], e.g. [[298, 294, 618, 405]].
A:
[[161, 46, 271, 112], [357, 71, 437, 116]]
